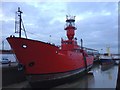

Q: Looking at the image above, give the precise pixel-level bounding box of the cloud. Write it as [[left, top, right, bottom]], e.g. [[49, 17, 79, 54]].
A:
[[1, 2, 118, 54]]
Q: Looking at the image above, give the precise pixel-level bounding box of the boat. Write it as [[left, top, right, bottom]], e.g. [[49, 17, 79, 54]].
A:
[[6, 7, 94, 88], [100, 47, 114, 69]]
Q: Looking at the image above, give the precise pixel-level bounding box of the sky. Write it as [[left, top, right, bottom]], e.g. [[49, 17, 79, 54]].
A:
[[0, 1, 119, 54]]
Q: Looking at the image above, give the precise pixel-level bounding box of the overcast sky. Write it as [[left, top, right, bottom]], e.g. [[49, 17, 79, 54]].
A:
[[0, 1, 119, 54]]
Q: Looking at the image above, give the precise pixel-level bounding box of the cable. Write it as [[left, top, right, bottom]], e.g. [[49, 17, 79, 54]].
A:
[[21, 19, 27, 38], [26, 30, 42, 39]]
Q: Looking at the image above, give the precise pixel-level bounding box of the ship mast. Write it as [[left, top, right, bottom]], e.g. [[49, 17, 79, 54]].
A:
[[17, 7, 23, 38], [64, 15, 77, 40], [15, 7, 27, 38]]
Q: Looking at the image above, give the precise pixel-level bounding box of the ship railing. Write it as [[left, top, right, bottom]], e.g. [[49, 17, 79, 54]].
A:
[[64, 24, 77, 30]]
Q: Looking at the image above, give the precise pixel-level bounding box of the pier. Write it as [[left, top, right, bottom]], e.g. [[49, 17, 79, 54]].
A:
[[1, 62, 26, 86], [0, 50, 13, 54]]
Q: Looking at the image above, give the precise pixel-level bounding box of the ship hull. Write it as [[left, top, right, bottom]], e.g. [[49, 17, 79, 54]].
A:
[[7, 36, 94, 87], [28, 65, 92, 88], [100, 58, 114, 71], [100, 59, 114, 65]]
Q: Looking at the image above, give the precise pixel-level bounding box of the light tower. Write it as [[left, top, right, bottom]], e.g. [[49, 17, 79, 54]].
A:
[[64, 15, 77, 40]]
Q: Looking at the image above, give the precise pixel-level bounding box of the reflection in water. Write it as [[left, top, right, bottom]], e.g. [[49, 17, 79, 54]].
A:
[[54, 74, 95, 88], [54, 63, 118, 88], [91, 64, 118, 88], [101, 64, 114, 71], [108, 71, 112, 80]]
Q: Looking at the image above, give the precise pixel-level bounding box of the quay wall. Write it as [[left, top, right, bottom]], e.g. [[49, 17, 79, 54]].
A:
[[2, 65, 26, 86]]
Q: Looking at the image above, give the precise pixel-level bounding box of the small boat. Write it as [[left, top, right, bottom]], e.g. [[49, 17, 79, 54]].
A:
[[7, 7, 94, 88], [100, 47, 114, 68]]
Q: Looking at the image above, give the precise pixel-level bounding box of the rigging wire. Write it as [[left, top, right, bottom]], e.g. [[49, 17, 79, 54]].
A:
[[25, 30, 43, 39], [1, 28, 41, 46], [21, 19, 27, 38], [15, 11, 17, 33]]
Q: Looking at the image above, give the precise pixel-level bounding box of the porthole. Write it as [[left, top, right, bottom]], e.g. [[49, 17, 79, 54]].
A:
[[22, 44, 27, 48], [28, 62, 35, 67]]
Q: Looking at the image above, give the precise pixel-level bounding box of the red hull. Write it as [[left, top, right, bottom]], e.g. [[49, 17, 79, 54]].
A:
[[7, 37, 94, 75], [7, 37, 94, 87]]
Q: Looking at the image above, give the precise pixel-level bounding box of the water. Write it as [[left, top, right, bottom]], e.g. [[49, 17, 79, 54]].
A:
[[92, 65, 118, 88], [0, 54, 16, 62], [54, 64, 118, 88]]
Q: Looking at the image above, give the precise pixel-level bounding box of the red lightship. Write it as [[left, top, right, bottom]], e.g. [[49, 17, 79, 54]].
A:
[[7, 8, 94, 88]]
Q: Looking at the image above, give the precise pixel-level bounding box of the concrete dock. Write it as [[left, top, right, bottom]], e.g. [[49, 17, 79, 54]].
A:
[[1, 63, 26, 87]]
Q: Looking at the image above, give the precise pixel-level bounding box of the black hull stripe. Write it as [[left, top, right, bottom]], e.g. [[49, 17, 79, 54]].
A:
[[27, 64, 93, 82]]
